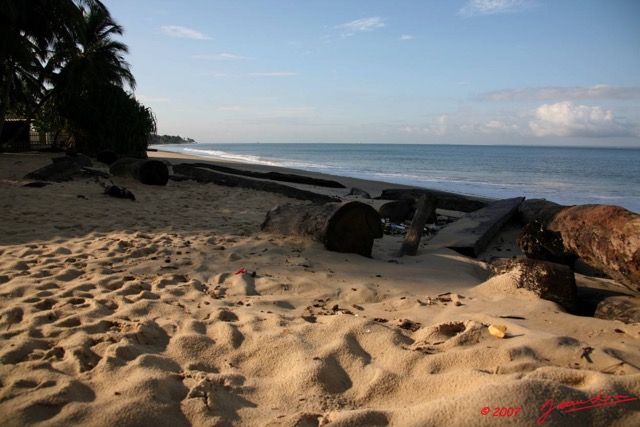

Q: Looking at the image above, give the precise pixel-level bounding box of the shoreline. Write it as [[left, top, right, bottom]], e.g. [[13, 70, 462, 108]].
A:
[[149, 147, 498, 206], [1, 151, 639, 426]]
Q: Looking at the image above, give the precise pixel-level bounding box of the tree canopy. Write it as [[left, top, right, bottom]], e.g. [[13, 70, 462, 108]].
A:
[[0, 0, 155, 155]]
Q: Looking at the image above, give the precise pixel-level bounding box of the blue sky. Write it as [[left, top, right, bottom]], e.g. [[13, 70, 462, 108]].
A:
[[103, 0, 640, 146]]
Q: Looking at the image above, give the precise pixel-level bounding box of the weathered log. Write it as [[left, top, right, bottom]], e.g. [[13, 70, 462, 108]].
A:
[[96, 150, 119, 165], [546, 205, 640, 290], [377, 188, 490, 213], [429, 197, 525, 258], [518, 199, 565, 225], [109, 158, 169, 186], [379, 199, 415, 223], [174, 163, 339, 203], [261, 201, 383, 257], [399, 194, 438, 256], [492, 257, 577, 312], [517, 220, 577, 266], [183, 162, 346, 188], [594, 296, 640, 324]]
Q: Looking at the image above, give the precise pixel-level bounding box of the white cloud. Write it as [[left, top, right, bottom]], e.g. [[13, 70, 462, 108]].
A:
[[478, 85, 640, 101], [336, 17, 385, 36], [529, 102, 633, 137], [459, 0, 538, 17], [161, 25, 211, 40], [403, 102, 635, 139], [192, 53, 250, 61], [399, 34, 414, 41]]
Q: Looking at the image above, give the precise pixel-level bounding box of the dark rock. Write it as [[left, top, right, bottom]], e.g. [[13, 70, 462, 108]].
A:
[[517, 221, 577, 266], [347, 187, 371, 199], [24, 160, 81, 181], [494, 257, 577, 312], [594, 296, 640, 324], [52, 154, 92, 168], [96, 150, 120, 165]]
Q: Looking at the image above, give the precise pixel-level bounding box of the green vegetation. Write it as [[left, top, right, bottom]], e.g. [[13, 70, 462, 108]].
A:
[[0, 0, 155, 155], [149, 134, 196, 145]]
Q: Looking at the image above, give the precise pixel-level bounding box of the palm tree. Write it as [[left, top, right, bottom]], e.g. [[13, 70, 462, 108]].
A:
[[0, 0, 82, 138]]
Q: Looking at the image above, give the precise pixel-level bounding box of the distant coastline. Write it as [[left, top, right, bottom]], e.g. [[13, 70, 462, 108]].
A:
[[148, 134, 196, 145]]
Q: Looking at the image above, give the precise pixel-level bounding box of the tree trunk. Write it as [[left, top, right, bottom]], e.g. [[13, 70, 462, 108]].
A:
[[261, 201, 383, 258], [377, 188, 489, 212], [399, 194, 437, 256], [109, 158, 169, 186], [173, 163, 339, 203], [546, 205, 640, 290]]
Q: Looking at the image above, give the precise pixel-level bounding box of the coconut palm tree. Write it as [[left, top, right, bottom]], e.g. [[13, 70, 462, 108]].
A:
[[0, 0, 82, 138]]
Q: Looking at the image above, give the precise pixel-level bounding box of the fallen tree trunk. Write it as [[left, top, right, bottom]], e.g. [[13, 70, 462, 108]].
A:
[[261, 201, 383, 257], [399, 194, 437, 256], [546, 205, 640, 290], [377, 188, 490, 213], [109, 158, 169, 186], [174, 163, 339, 203], [184, 162, 346, 188]]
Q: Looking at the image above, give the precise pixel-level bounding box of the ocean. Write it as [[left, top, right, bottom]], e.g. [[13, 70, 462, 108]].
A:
[[152, 143, 640, 214]]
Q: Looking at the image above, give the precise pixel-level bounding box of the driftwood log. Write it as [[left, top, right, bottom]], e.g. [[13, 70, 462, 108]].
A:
[[183, 162, 346, 188], [261, 201, 383, 257], [399, 194, 437, 256], [546, 205, 640, 290], [174, 163, 339, 203], [109, 158, 169, 186], [518, 200, 640, 290], [377, 188, 490, 213]]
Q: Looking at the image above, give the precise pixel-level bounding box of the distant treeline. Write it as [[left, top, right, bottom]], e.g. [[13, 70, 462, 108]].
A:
[[149, 134, 196, 144]]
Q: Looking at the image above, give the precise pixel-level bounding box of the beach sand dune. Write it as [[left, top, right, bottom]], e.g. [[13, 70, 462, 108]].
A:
[[0, 152, 638, 426]]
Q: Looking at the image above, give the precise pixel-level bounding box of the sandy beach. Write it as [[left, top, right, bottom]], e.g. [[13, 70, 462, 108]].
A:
[[0, 151, 639, 426]]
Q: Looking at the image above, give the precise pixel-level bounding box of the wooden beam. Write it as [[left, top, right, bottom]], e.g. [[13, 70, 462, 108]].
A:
[[429, 197, 525, 257]]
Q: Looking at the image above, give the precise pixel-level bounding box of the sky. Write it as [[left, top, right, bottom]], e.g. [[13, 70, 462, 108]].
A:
[[102, 0, 640, 146]]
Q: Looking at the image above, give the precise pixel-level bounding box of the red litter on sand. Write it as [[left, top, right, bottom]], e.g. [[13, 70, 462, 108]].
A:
[[235, 268, 247, 275]]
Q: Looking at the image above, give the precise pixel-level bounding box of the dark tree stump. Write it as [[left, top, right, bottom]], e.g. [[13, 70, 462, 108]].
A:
[[109, 158, 169, 186], [261, 201, 383, 257], [399, 194, 437, 256]]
